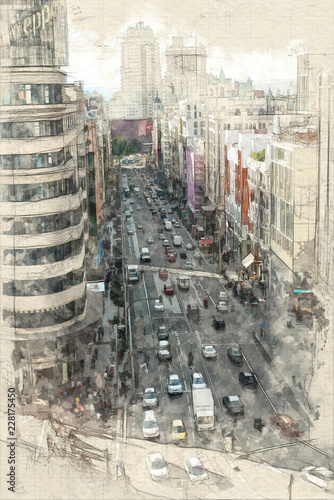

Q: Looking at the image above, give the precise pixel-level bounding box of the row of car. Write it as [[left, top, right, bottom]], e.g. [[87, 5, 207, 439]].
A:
[[146, 452, 208, 482]]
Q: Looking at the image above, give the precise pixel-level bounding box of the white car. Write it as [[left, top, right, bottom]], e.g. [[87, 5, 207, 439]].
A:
[[301, 466, 334, 490], [167, 374, 183, 395], [142, 387, 158, 408], [136, 205, 141, 210], [202, 345, 217, 358], [142, 410, 160, 439], [174, 222, 181, 228], [163, 239, 170, 247], [185, 458, 208, 482], [127, 227, 135, 235], [158, 233, 165, 240], [185, 243, 195, 250], [191, 372, 206, 390], [147, 237, 155, 244], [146, 452, 168, 480], [216, 301, 228, 312], [154, 299, 164, 311], [184, 261, 193, 270]]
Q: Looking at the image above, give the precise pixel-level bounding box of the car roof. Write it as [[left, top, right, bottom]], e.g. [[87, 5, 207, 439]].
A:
[[159, 341, 169, 346], [228, 395, 240, 402], [204, 345, 214, 349], [143, 410, 156, 419], [144, 387, 155, 393], [169, 374, 179, 380], [275, 414, 294, 424], [193, 372, 203, 378]]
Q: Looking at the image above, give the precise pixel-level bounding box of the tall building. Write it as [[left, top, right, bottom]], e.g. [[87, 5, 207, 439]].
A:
[[162, 37, 207, 103], [112, 22, 161, 120], [0, 0, 93, 394]]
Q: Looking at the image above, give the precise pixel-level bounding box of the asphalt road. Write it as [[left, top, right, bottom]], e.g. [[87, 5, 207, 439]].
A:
[[121, 168, 334, 476]]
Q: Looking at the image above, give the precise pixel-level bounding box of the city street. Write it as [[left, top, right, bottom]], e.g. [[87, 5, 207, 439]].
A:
[[122, 166, 334, 476]]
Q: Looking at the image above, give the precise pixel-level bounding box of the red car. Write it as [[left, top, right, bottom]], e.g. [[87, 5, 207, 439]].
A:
[[159, 268, 168, 280], [167, 250, 177, 263], [164, 283, 174, 296], [164, 246, 171, 254], [270, 413, 304, 438]]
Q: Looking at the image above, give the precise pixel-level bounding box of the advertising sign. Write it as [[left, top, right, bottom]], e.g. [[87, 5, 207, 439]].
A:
[[87, 282, 105, 292]]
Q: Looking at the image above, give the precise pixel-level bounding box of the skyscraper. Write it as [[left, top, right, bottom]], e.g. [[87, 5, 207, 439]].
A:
[[115, 22, 161, 120]]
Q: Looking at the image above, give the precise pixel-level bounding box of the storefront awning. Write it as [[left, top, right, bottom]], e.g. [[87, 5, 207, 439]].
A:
[[202, 205, 215, 211], [199, 238, 213, 246], [242, 253, 254, 268]]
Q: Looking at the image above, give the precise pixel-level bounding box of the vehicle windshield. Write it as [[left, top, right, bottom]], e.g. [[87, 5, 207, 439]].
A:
[[229, 400, 241, 407], [173, 425, 185, 433], [169, 379, 180, 386], [152, 460, 166, 470], [194, 377, 204, 384], [191, 465, 204, 476], [144, 420, 157, 428], [198, 416, 213, 425], [144, 392, 156, 399]]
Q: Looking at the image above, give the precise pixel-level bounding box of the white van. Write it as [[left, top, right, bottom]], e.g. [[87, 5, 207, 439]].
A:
[[141, 248, 151, 262], [173, 235, 182, 246], [164, 220, 172, 231]]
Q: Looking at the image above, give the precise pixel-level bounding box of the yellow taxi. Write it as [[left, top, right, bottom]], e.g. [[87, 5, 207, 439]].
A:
[[171, 419, 187, 443]]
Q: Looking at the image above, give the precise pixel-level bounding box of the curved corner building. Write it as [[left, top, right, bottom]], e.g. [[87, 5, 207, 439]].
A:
[[0, 1, 88, 390]]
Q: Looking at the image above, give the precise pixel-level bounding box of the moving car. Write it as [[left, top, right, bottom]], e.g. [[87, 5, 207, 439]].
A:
[[157, 325, 169, 341], [213, 317, 226, 330], [154, 299, 164, 311], [167, 250, 177, 263], [216, 301, 228, 312], [147, 237, 155, 244], [158, 233, 165, 240], [142, 410, 160, 439], [164, 245, 171, 254], [127, 227, 135, 235], [163, 239, 170, 247], [180, 251, 187, 259], [157, 341, 172, 361], [227, 347, 243, 365], [146, 452, 168, 481], [184, 261, 193, 270], [239, 372, 257, 390], [185, 243, 195, 250], [191, 373, 206, 390], [164, 283, 174, 296], [142, 387, 158, 408], [174, 221, 181, 228], [301, 466, 334, 490], [136, 205, 141, 210], [185, 458, 208, 482], [158, 268, 168, 280], [137, 223, 143, 230], [167, 208, 173, 214], [202, 345, 217, 358], [171, 419, 187, 443], [270, 413, 304, 438], [222, 395, 244, 415], [167, 374, 183, 395]]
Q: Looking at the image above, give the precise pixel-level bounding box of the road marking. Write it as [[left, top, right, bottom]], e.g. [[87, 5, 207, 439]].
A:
[[184, 380, 188, 392]]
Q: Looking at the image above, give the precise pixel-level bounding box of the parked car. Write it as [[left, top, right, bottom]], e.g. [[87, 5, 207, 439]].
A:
[[137, 224, 144, 230], [164, 283, 174, 296], [301, 466, 334, 490], [185, 458, 208, 482], [142, 410, 160, 439], [213, 317, 226, 330], [127, 227, 135, 235], [227, 347, 243, 365], [184, 261, 193, 270], [154, 299, 164, 311], [136, 205, 141, 210], [163, 239, 170, 247], [142, 387, 158, 408], [167, 374, 183, 395], [180, 251, 187, 259], [216, 301, 228, 312], [202, 345, 217, 358], [186, 243, 195, 250], [171, 419, 187, 443], [191, 372, 206, 390], [239, 372, 257, 390], [147, 237, 155, 244], [158, 268, 168, 280], [270, 413, 304, 438], [167, 208, 173, 214], [157, 326, 169, 341], [146, 452, 168, 481], [222, 395, 244, 415]]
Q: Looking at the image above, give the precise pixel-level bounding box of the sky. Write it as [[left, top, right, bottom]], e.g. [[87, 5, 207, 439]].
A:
[[65, 0, 334, 98]]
